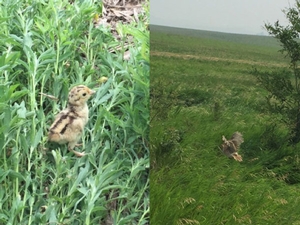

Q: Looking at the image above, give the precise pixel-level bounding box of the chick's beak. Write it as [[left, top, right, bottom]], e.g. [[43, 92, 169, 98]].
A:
[[89, 89, 96, 95]]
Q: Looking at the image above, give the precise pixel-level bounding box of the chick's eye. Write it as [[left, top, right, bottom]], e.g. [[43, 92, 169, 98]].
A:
[[82, 93, 87, 96]]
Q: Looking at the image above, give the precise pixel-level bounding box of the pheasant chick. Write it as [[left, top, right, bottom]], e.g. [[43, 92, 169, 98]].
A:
[[48, 85, 95, 157]]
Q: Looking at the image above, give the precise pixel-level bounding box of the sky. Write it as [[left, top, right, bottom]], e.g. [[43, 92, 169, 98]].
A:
[[150, 0, 292, 35]]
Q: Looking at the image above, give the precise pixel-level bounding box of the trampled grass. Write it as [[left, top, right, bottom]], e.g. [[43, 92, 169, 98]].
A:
[[150, 26, 300, 224], [0, 0, 149, 224]]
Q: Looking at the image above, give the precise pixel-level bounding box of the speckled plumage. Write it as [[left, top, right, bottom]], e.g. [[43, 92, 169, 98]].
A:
[[48, 85, 95, 157], [221, 132, 244, 162]]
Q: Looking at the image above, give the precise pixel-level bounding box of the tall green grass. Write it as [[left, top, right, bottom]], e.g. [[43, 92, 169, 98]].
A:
[[0, 0, 149, 224], [150, 27, 300, 224]]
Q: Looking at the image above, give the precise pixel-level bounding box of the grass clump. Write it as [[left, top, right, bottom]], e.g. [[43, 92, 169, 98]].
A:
[[0, 0, 149, 224]]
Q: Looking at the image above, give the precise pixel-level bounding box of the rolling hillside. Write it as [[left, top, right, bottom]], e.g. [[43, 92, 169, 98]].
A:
[[150, 25, 300, 225]]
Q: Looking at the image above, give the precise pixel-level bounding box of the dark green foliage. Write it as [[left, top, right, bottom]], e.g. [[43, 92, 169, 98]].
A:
[[178, 89, 212, 107], [254, 1, 300, 144], [150, 78, 181, 121], [251, 68, 300, 142], [150, 126, 184, 170]]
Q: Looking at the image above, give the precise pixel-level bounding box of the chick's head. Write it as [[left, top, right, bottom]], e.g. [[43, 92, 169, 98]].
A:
[[68, 85, 95, 106]]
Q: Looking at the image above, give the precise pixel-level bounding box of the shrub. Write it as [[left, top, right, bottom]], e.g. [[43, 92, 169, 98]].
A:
[[252, 1, 300, 144]]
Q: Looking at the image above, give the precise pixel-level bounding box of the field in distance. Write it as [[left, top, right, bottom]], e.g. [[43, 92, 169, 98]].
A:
[[150, 25, 300, 225]]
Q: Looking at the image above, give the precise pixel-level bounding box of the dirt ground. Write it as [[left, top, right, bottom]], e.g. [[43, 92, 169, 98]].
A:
[[97, 0, 147, 30]]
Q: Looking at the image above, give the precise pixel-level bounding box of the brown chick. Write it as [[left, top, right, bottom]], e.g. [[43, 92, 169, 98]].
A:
[[221, 132, 244, 162], [48, 85, 95, 157]]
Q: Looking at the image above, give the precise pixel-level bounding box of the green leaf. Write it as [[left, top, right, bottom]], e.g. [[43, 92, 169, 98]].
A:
[[5, 51, 20, 65], [3, 108, 11, 134], [0, 65, 10, 72], [0, 103, 8, 112], [32, 127, 43, 148], [20, 134, 29, 153], [8, 84, 20, 99], [0, 132, 4, 151], [45, 205, 57, 224], [98, 92, 113, 104], [127, 136, 136, 145], [0, 169, 25, 182], [23, 32, 33, 49], [16, 101, 27, 119], [69, 161, 90, 194]]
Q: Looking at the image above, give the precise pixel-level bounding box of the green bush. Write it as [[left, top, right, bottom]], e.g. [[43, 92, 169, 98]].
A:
[[253, 1, 300, 144]]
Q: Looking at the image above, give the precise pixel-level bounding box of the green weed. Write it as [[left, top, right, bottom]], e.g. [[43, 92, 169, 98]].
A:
[[0, 0, 149, 224]]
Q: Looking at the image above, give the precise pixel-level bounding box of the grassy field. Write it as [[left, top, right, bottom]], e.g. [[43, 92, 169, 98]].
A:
[[150, 25, 300, 224], [0, 1, 149, 224]]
